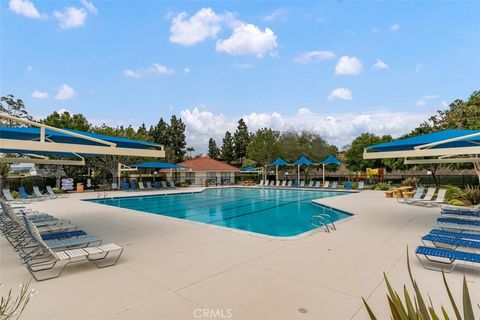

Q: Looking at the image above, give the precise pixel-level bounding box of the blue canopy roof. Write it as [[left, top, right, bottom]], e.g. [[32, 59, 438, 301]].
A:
[[367, 129, 480, 152], [293, 155, 313, 165], [240, 166, 257, 171], [270, 157, 290, 166], [321, 155, 341, 165], [130, 162, 187, 169], [0, 126, 161, 158]]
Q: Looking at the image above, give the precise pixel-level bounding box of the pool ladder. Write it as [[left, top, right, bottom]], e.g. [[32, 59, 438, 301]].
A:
[[310, 214, 336, 233]]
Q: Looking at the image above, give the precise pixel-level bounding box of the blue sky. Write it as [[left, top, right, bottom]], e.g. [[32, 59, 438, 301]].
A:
[[2, 0, 480, 151]]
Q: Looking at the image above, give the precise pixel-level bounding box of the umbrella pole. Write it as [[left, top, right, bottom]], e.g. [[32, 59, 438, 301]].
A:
[[322, 163, 325, 185], [276, 165, 278, 182], [297, 165, 300, 183]]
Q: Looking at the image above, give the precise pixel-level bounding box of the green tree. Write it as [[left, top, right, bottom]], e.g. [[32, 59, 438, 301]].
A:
[[0, 94, 32, 126], [278, 130, 338, 162], [168, 115, 187, 162], [221, 131, 235, 163], [344, 133, 392, 172], [42, 111, 91, 131], [246, 128, 281, 169], [149, 118, 170, 146], [233, 118, 250, 162], [208, 138, 221, 160]]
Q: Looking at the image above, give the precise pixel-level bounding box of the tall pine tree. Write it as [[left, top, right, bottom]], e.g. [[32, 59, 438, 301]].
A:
[[168, 115, 187, 162], [149, 118, 170, 146], [208, 138, 221, 159], [221, 131, 235, 163], [233, 118, 250, 163]]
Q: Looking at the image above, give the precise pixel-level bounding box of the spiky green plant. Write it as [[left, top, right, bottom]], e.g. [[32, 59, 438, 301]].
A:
[[363, 249, 479, 320], [0, 281, 32, 320]]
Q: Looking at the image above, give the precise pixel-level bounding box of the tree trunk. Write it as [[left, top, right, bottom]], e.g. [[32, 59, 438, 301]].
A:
[[0, 175, 4, 196], [474, 161, 480, 185]]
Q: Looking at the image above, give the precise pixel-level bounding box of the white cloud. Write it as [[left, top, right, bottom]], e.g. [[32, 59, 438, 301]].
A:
[[31, 90, 48, 99], [335, 56, 363, 75], [371, 27, 379, 34], [54, 84, 76, 100], [26, 65, 33, 71], [54, 6, 87, 29], [9, 0, 46, 19], [262, 8, 288, 22], [372, 58, 389, 70], [391, 23, 400, 31], [294, 51, 335, 64], [179, 106, 428, 152], [184, 67, 191, 75], [81, 0, 97, 14], [123, 63, 174, 78], [328, 88, 353, 100], [57, 108, 69, 114], [416, 99, 426, 107], [169, 8, 237, 46], [216, 24, 277, 57]]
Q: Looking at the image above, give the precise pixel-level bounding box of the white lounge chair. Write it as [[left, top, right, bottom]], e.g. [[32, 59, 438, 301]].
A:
[[323, 181, 330, 188], [275, 180, 281, 187], [412, 187, 436, 205], [33, 186, 55, 200], [2, 189, 30, 203], [330, 181, 338, 189], [299, 181, 305, 188], [398, 187, 424, 204], [258, 180, 264, 186], [417, 189, 446, 207], [281, 180, 286, 187], [358, 181, 365, 189], [308, 181, 314, 188], [314, 181, 321, 188], [46, 186, 68, 198], [287, 181, 292, 187], [138, 182, 146, 190]]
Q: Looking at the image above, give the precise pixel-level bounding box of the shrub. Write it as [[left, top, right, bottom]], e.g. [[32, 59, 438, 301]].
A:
[[51, 188, 62, 194], [442, 184, 466, 201], [351, 182, 359, 189], [401, 177, 420, 188], [464, 185, 480, 205], [374, 183, 391, 191], [449, 199, 465, 206]]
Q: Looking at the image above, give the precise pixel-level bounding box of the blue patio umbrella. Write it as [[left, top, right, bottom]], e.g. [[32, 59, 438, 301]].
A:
[[270, 157, 290, 181], [292, 155, 314, 183], [130, 162, 187, 169], [320, 155, 341, 185], [241, 166, 256, 171]]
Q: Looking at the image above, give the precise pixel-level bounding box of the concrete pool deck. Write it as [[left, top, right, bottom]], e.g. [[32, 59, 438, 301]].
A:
[[1, 188, 478, 319]]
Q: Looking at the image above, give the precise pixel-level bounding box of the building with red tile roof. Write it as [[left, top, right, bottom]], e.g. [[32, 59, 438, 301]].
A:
[[174, 156, 239, 186]]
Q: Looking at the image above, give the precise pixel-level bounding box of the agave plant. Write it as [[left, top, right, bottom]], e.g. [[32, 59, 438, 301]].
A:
[[363, 249, 479, 320], [0, 281, 32, 320], [402, 177, 420, 189], [464, 185, 480, 205]]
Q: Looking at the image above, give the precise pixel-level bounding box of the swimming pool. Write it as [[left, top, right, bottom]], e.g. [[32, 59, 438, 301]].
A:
[[87, 188, 352, 237]]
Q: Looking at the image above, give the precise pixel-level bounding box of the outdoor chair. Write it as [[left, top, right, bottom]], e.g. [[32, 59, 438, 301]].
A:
[[323, 181, 330, 188], [415, 246, 480, 272], [130, 181, 138, 191], [275, 180, 280, 187], [138, 182, 146, 190], [46, 186, 68, 198], [437, 217, 480, 232], [153, 181, 160, 189], [358, 181, 365, 189], [258, 180, 264, 186], [121, 182, 129, 191], [314, 181, 321, 188], [146, 182, 153, 189], [33, 186, 54, 199], [397, 186, 424, 204], [308, 181, 314, 188], [421, 233, 480, 250], [18, 187, 43, 201], [2, 189, 30, 204], [161, 181, 168, 188], [410, 187, 436, 205], [415, 188, 446, 206], [287, 181, 292, 187], [281, 180, 286, 187], [299, 181, 305, 187], [429, 229, 480, 241], [170, 181, 176, 188], [330, 181, 338, 189], [441, 208, 480, 218]]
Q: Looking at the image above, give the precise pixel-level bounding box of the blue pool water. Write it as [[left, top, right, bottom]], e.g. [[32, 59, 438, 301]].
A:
[[87, 188, 352, 237]]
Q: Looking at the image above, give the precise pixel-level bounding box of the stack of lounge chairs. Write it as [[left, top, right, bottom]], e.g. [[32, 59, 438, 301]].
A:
[[256, 179, 355, 190], [415, 204, 480, 272], [0, 200, 123, 281]]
